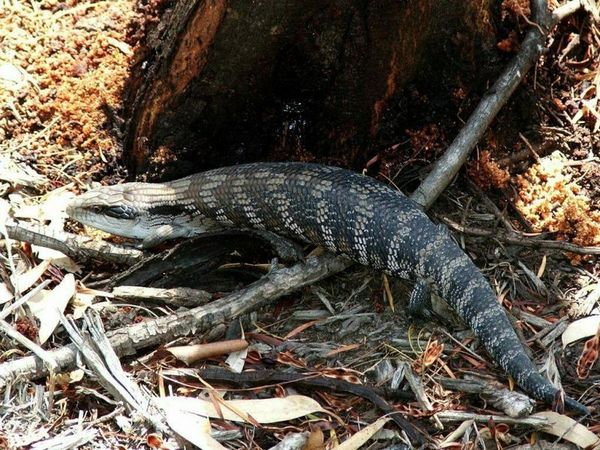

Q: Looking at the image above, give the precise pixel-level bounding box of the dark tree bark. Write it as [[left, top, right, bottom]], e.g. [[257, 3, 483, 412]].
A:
[[124, 0, 498, 180]]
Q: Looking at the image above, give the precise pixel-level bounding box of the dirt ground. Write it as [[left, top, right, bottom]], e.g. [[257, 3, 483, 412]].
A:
[[0, 0, 599, 448]]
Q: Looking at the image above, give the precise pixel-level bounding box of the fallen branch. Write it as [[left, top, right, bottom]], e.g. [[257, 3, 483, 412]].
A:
[[435, 410, 548, 426], [0, 253, 352, 388], [112, 285, 212, 308], [438, 377, 534, 418], [410, 0, 584, 209], [442, 217, 600, 256], [5, 222, 145, 265]]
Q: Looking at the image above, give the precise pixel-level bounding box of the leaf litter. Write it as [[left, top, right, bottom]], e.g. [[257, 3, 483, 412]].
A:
[[0, 0, 598, 448]]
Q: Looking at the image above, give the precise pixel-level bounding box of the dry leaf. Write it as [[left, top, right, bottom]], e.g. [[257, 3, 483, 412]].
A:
[[336, 417, 391, 450], [285, 319, 322, 339], [533, 411, 600, 449], [163, 407, 227, 450], [53, 369, 84, 385], [72, 292, 95, 319], [0, 154, 45, 187], [0, 283, 13, 305], [562, 315, 600, 347], [13, 260, 50, 294], [304, 427, 325, 450], [32, 245, 81, 273], [68, 369, 85, 383], [146, 433, 165, 449], [421, 339, 444, 367], [27, 274, 76, 343], [14, 188, 73, 227], [225, 345, 248, 373], [156, 395, 324, 424], [167, 340, 248, 365]]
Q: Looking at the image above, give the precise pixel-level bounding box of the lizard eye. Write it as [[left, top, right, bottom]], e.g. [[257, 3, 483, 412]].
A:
[[105, 205, 136, 220]]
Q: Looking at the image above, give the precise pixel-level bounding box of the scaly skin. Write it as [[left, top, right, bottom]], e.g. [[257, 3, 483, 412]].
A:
[[67, 162, 588, 414]]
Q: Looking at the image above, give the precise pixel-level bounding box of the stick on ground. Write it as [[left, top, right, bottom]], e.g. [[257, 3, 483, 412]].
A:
[[5, 222, 145, 265], [0, 253, 352, 388], [410, 0, 584, 210], [442, 218, 600, 256]]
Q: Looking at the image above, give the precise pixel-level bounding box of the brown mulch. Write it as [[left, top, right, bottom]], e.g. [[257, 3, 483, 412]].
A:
[[0, 0, 137, 184]]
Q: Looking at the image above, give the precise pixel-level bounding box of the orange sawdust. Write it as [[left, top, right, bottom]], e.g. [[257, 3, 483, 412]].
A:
[[467, 150, 510, 190], [516, 151, 600, 257], [405, 124, 445, 159], [0, 0, 140, 185], [501, 0, 530, 19], [497, 31, 520, 53]]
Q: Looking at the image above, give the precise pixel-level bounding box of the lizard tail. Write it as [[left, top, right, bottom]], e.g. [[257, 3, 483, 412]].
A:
[[428, 246, 589, 415]]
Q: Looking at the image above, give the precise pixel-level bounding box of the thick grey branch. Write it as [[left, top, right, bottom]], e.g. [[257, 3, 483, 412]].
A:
[[0, 253, 351, 387]]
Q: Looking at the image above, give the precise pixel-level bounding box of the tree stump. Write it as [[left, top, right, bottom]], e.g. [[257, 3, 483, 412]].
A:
[[124, 0, 498, 180]]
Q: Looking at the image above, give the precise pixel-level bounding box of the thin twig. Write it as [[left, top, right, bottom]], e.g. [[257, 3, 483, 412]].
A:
[[0, 279, 51, 320], [410, 0, 584, 209], [467, 181, 514, 232], [0, 319, 58, 372], [442, 217, 600, 255]]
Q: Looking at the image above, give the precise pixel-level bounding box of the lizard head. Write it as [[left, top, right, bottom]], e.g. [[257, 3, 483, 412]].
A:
[[66, 183, 152, 241], [66, 182, 220, 247]]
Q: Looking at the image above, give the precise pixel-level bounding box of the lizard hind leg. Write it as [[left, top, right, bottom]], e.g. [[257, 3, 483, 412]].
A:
[[407, 278, 434, 320]]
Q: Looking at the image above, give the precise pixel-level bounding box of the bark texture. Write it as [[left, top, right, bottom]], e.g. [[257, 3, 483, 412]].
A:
[[124, 0, 497, 179]]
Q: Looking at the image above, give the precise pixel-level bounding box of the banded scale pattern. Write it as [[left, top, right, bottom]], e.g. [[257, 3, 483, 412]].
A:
[[67, 162, 587, 414]]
